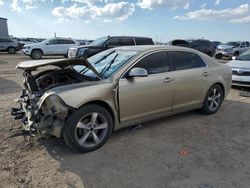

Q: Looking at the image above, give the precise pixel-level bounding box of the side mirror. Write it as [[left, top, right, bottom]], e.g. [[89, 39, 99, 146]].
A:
[[128, 67, 148, 78]]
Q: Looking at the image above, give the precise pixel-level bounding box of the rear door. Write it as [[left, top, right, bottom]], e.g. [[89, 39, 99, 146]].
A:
[[57, 39, 76, 54], [168, 51, 209, 111], [119, 51, 175, 124], [43, 39, 59, 54]]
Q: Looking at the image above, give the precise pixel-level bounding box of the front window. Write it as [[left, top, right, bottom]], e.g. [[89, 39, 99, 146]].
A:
[[91, 37, 108, 46], [74, 49, 138, 79], [237, 50, 250, 61]]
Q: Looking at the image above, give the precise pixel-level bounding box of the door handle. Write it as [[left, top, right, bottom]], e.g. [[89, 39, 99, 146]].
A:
[[163, 77, 173, 83], [203, 72, 209, 77]]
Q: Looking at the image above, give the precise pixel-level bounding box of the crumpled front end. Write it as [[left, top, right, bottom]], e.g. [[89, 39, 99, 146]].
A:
[[12, 90, 71, 138]]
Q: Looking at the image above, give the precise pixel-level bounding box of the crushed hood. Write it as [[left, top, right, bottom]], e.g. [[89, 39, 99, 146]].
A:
[[16, 58, 102, 78]]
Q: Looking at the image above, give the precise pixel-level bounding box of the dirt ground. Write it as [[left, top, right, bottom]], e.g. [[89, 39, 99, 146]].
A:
[[0, 52, 250, 188]]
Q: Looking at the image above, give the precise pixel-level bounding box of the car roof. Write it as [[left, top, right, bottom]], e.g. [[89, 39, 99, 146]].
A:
[[113, 45, 197, 53], [108, 36, 152, 39]]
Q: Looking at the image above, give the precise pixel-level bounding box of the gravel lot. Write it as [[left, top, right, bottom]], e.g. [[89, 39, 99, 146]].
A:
[[0, 52, 250, 188]]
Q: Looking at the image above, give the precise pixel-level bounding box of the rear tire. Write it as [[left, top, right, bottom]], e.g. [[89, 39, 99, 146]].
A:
[[31, 49, 43, 59], [201, 84, 224, 114], [63, 104, 113, 152], [7, 47, 16, 54]]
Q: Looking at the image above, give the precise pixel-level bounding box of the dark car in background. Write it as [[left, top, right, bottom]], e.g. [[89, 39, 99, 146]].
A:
[[68, 36, 154, 58], [0, 37, 20, 54], [169, 39, 190, 47], [188, 39, 215, 57]]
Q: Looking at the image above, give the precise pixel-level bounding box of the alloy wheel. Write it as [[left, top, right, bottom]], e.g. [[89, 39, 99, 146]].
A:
[[207, 88, 222, 112], [8, 47, 16, 54], [75, 112, 108, 148]]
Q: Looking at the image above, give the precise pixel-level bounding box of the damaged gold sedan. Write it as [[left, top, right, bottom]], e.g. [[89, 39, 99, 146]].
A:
[[12, 46, 232, 152]]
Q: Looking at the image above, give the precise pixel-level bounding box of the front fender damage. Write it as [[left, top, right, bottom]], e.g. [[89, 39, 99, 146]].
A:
[[38, 94, 71, 137], [12, 93, 73, 138]]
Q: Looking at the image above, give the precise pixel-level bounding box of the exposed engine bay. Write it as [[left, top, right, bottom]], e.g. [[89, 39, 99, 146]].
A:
[[24, 68, 93, 94], [11, 62, 97, 138]]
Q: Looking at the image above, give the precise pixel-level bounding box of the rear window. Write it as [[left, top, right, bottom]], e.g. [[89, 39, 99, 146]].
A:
[[134, 38, 154, 45], [120, 37, 134, 46], [169, 51, 206, 71], [58, 39, 75, 44]]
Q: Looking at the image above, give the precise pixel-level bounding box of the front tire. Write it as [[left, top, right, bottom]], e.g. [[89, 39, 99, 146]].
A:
[[202, 84, 224, 114], [63, 104, 113, 152], [31, 49, 43, 59]]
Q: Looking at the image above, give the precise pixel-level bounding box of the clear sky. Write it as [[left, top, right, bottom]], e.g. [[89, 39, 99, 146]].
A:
[[0, 0, 250, 42]]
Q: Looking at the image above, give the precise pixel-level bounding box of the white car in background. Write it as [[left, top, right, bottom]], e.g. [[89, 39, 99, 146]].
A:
[[23, 38, 80, 59], [227, 49, 250, 87], [215, 41, 250, 59]]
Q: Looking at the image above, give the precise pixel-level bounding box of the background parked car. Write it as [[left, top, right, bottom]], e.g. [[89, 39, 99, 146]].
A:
[[212, 41, 222, 49], [68, 36, 154, 59], [0, 37, 20, 54], [23, 38, 80, 59], [188, 39, 215, 57], [17, 38, 39, 49], [168, 39, 190, 47], [215, 41, 250, 59], [227, 49, 250, 87]]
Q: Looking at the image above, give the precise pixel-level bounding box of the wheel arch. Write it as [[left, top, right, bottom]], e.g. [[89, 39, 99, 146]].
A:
[[31, 48, 44, 54]]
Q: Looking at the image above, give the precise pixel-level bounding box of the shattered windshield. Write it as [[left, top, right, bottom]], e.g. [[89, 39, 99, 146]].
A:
[[74, 49, 138, 79]]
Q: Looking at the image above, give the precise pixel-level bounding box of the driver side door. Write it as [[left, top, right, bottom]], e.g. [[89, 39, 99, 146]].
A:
[[118, 51, 175, 125]]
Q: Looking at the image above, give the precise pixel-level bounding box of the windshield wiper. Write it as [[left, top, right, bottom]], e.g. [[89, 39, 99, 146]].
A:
[[94, 51, 116, 65], [100, 54, 119, 77]]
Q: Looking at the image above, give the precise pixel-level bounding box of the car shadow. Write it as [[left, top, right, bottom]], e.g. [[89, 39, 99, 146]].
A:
[[42, 98, 250, 188], [0, 77, 21, 95]]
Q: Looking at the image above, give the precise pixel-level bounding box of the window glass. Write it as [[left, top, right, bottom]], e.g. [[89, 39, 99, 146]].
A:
[[238, 50, 250, 61], [246, 42, 250, 47], [135, 52, 169, 74], [74, 49, 137, 78], [240, 42, 246, 48], [106, 38, 120, 46], [58, 39, 75, 44], [0, 38, 12, 42], [120, 37, 134, 46], [48, 39, 58, 44], [134, 38, 153, 45], [169, 51, 206, 71]]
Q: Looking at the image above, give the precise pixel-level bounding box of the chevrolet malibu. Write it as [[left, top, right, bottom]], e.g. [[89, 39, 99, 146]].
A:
[[12, 46, 232, 152]]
